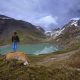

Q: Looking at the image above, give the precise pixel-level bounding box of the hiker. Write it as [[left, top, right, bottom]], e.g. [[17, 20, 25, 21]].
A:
[[12, 32, 20, 52]]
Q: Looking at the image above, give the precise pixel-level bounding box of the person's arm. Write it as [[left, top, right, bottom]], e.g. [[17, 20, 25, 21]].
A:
[[12, 36, 13, 42], [17, 36, 20, 42]]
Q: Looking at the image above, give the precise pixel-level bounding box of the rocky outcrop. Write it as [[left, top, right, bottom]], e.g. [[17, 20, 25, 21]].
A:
[[5, 52, 29, 65]]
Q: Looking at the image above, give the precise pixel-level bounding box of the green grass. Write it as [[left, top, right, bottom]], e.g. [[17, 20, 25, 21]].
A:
[[52, 41, 80, 55], [0, 29, 46, 45], [0, 56, 80, 80], [66, 50, 80, 68], [0, 49, 80, 80]]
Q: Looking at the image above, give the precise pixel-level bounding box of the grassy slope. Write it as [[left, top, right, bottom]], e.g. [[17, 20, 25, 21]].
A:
[[2, 29, 45, 45], [0, 45, 80, 80]]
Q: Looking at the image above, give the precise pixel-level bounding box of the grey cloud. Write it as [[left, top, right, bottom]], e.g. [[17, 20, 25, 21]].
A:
[[0, 0, 80, 30]]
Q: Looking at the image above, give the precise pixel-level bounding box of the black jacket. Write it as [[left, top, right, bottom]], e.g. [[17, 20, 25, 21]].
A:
[[12, 35, 20, 42]]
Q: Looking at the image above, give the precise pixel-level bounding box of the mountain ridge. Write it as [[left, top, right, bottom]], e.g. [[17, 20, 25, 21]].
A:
[[0, 14, 45, 45]]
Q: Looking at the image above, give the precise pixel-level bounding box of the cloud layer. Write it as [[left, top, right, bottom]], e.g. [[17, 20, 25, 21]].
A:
[[0, 0, 80, 30]]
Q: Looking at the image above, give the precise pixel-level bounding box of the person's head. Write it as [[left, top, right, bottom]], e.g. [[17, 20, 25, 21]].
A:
[[14, 32, 17, 35]]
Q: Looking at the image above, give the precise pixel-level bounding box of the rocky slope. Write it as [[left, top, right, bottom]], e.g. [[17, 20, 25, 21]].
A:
[[57, 19, 80, 40], [47, 19, 80, 38], [0, 15, 45, 45], [46, 19, 80, 48], [56, 19, 80, 47]]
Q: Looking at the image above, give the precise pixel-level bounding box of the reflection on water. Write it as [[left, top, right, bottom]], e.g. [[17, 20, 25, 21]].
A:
[[34, 46, 58, 55], [0, 43, 60, 55]]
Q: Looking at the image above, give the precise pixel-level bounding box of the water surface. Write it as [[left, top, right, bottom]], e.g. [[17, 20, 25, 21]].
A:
[[0, 43, 60, 55]]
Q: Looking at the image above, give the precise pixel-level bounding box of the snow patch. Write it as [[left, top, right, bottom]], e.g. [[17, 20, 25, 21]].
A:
[[45, 28, 65, 38], [71, 20, 78, 26]]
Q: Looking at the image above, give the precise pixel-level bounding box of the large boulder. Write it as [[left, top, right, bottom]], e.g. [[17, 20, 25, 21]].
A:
[[5, 52, 29, 65]]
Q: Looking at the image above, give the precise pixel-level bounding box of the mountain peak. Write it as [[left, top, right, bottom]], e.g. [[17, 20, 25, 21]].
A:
[[71, 18, 80, 21], [0, 14, 12, 20], [69, 18, 80, 27]]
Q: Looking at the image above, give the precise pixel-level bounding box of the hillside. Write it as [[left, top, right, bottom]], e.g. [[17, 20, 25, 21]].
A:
[[0, 49, 80, 80], [56, 19, 80, 41], [56, 19, 80, 49], [45, 19, 80, 49], [0, 15, 46, 45]]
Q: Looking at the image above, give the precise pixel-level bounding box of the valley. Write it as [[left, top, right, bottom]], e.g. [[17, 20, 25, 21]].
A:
[[0, 15, 80, 80]]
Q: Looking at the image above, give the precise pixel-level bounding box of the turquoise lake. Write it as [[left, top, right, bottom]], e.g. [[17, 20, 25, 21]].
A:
[[0, 43, 60, 55]]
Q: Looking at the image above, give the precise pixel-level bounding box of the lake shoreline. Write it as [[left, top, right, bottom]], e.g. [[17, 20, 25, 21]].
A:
[[0, 43, 61, 55]]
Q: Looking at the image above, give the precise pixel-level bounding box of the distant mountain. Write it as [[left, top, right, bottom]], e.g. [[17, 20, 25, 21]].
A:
[[0, 15, 45, 45], [45, 19, 80, 46], [45, 28, 62, 39], [36, 26, 45, 33], [0, 15, 13, 19], [48, 19, 80, 47], [56, 19, 80, 40], [48, 19, 80, 39]]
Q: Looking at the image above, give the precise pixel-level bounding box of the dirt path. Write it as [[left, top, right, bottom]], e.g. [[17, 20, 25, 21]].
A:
[[38, 49, 80, 64]]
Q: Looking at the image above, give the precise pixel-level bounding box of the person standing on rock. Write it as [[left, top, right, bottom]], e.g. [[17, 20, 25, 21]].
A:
[[12, 32, 20, 52]]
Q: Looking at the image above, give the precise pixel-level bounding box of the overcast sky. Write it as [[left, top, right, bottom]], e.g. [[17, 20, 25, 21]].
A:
[[0, 0, 80, 31]]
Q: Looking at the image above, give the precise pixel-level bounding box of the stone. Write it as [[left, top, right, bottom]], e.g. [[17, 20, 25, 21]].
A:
[[5, 52, 29, 65]]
